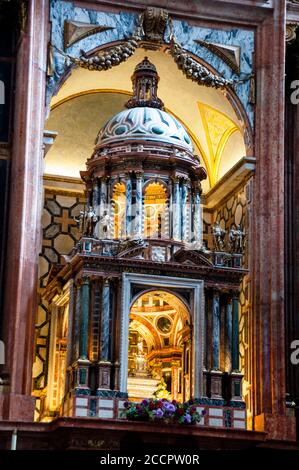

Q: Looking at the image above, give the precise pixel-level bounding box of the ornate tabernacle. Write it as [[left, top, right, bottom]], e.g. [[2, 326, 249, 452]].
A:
[[41, 58, 246, 426]]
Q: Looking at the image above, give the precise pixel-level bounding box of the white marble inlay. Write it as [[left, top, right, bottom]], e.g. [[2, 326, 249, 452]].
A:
[[98, 408, 114, 418], [209, 407, 223, 417], [76, 398, 88, 407], [209, 418, 223, 427], [233, 420, 246, 429], [234, 410, 246, 419], [99, 398, 114, 408], [75, 407, 88, 417]]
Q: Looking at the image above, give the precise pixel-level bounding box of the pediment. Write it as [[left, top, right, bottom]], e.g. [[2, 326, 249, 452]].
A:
[[173, 249, 214, 267]]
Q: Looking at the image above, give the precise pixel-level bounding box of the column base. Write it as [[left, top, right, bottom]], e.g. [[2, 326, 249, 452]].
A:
[[255, 413, 296, 441], [202, 369, 209, 397], [229, 371, 243, 401], [210, 370, 223, 399], [98, 361, 112, 390], [0, 393, 35, 421]]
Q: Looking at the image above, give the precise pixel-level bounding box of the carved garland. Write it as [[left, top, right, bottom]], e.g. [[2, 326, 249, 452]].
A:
[[52, 10, 237, 90], [169, 40, 232, 89]]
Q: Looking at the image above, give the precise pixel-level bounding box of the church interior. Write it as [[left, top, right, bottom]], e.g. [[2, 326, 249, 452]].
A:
[[0, 0, 298, 453]]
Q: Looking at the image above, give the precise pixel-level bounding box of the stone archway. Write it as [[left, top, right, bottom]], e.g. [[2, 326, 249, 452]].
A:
[[119, 273, 204, 400]]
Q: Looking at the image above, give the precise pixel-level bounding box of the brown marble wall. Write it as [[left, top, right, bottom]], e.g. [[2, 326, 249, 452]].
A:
[[0, 0, 49, 421]]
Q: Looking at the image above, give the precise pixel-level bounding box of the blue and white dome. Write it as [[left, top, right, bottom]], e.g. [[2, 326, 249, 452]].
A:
[[96, 106, 193, 153]]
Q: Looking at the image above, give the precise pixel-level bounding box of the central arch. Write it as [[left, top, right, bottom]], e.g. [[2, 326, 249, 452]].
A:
[[120, 273, 204, 400]]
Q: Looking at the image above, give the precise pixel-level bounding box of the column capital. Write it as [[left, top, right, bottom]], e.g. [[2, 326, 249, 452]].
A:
[[79, 275, 90, 286], [171, 175, 181, 184], [135, 171, 144, 179], [100, 176, 110, 183]]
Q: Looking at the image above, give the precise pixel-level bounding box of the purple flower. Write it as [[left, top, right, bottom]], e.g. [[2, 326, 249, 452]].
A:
[[163, 402, 176, 414], [142, 399, 149, 406], [202, 409, 207, 416], [153, 408, 164, 418], [123, 401, 129, 409], [184, 413, 192, 424]]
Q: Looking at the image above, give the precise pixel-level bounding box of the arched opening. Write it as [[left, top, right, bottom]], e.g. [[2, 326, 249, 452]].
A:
[[127, 290, 191, 402], [144, 182, 168, 239], [112, 181, 126, 238]]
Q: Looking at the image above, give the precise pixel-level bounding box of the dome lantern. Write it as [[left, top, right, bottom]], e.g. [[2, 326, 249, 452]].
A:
[[126, 56, 164, 110]]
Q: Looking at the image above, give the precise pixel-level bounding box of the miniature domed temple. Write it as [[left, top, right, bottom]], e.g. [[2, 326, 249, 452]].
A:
[[41, 58, 246, 426]]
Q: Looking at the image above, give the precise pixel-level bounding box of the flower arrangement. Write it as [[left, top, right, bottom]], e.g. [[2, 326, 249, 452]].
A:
[[123, 399, 206, 425]]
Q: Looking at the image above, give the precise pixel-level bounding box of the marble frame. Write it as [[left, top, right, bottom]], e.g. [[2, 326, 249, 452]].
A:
[[119, 272, 204, 398]]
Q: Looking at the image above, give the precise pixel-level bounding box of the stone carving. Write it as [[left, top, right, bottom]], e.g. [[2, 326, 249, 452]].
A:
[[53, 9, 233, 91], [74, 206, 99, 238], [74, 36, 140, 71], [229, 225, 245, 254], [98, 211, 112, 238], [212, 222, 226, 251], [170, 39, 234, 89], [142, 7, 168, 42], [64, 20, 114, 49], [195, 39, 241, 75], [286, 23, 298, 44], [118, 237, 145, 252]]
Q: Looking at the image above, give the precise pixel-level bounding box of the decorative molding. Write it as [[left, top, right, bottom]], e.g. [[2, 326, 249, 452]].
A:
[[142, 7, 168, 43], [52, 9, 235, 91], [64, 20, 114, 49], [194, 40, 241, 75]]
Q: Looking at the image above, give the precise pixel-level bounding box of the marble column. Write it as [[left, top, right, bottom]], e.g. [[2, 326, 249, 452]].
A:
[[79, 278, 90, 360], [133, 172, 143, 237], [93, 179, 100, 238], [225, 295, 233, 372], [72, 284, 81, 362], [181, 179, 188, 242], [232, 293, 240, 372], [65, 281, 74, 394], [172, 177, 181, 240], [98, 279, 112, 390], [100, 279, 111, 362], [100, 177, 108, 213], [211, 290, 223, 398], [212, 291, 220, 370], [193, 188, 201, 245], [125, 174, 132, 238], [0, 0, 49, 421], [252, 0, 296, 439], [168, 179, 173, 238]]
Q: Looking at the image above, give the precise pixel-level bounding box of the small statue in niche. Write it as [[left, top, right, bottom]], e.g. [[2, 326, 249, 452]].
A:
[[229, 225, 246, 254], [74, 206, 99, 238], [212, 222, 226, 251], [135, 335, 147, 376]]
